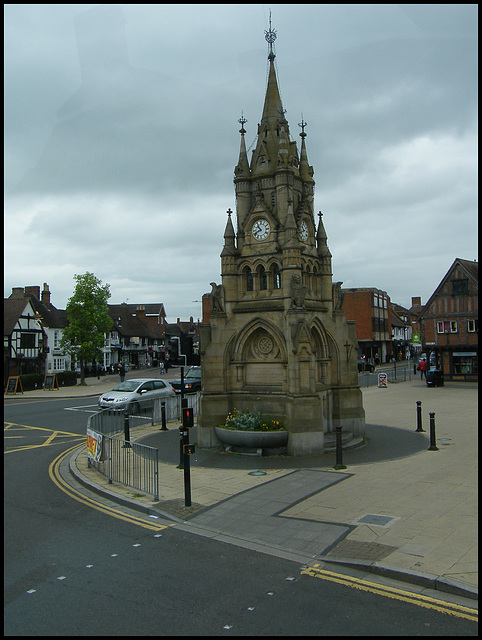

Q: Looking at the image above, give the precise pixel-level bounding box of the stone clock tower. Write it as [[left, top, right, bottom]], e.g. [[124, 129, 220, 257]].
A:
[[198, 22, 365, 455]]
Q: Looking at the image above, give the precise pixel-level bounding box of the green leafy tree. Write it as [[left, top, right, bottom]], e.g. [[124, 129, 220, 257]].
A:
[[60, 272, 112, 385]]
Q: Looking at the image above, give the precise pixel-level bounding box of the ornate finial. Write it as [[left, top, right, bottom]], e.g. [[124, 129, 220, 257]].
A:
[[238, 112, 247, 134], [264, 10, 277, 61], [227, 208, 233, 218], [299, 115, 307, 138]]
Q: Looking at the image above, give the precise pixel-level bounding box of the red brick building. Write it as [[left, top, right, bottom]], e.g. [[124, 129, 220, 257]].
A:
[[418, 258, 478, 381], [341, 288, 392, 363]]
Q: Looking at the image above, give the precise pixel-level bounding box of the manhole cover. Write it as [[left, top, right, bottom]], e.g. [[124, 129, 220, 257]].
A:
[[355, 514, 397, 527]]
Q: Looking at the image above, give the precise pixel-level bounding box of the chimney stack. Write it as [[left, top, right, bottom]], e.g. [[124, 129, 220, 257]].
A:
[[25, 286, 40, 299], [10, 287, 25, 299], [41, 283, 51, 308]]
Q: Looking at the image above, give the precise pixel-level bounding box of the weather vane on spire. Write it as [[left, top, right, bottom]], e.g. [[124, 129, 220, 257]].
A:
[[238, 111, 247, 134], [264, 10, 277, 61]]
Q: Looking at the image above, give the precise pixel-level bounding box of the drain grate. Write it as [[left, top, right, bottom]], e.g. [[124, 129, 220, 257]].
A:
[[355, 513, 398, 527]]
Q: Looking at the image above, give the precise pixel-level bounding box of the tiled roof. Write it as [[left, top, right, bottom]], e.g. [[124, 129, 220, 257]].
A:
[[4, 299, 30, 334]]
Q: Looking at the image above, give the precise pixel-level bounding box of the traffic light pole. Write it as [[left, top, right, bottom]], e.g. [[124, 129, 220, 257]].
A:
[[180, 364, 184, 405], [178, 393, 188, 469], [182, 427, 191, 507], [179, 407, 195, 506]]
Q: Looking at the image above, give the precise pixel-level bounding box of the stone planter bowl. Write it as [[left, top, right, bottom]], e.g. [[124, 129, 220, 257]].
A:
[[214, 426, 288, 449]]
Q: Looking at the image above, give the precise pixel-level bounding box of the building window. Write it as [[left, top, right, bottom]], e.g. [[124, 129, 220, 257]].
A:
[[453, 355, 478, 375], [467, 319, 478, 332], [53, 358, 65, 371], [258, 266, 267, 290], [20, 333, 36, 349], [245, 268, 254, 291], [437, 320, 457, 333], [273, 264, 281, 289]]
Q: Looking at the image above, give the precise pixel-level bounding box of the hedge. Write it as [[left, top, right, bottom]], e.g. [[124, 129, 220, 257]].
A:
[[18, 370, 78, 390]]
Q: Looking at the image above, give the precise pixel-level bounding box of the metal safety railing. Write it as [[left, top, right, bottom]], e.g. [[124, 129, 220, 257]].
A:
[[102, 436, 159, 500], [358, 365, 414, 388], [86, 392, 200, 499], [87, 429, 159, 500]]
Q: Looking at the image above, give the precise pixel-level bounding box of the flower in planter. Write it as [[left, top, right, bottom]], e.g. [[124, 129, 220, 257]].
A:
[[224, 409, 284, 432]]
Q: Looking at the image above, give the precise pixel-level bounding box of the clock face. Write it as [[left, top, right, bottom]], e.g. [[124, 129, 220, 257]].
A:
[[252, 219, 270, 240], [300, 220, 309, 241]]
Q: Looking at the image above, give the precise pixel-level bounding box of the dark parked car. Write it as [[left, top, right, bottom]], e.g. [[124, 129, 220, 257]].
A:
[[426, 368, 444, 387], [171, 366, 202, 394], [357, 357, 375, 373]]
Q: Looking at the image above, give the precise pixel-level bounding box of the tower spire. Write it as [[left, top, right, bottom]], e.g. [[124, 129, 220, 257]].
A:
[[234, 112, 250, 177], [299, 115, 314, 181], [264, 10, 277, 62], [251, 14, 285, 175]]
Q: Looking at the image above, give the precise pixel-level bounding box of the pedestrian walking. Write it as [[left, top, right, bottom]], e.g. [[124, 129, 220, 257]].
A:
[[118, 362, 126, 382], [159, 360, 165, 375], [417, 358, 427, 379]]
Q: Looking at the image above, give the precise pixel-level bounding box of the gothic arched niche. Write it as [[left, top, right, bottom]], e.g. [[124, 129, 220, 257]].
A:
[[228, 320, 287, 389], [310, 321, 335, 385]]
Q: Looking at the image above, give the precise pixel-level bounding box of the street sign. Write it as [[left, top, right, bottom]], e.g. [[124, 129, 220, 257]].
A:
[[378, 372, 388, 388], [44, 373, 59, 390], [5, 376, 23, 394]]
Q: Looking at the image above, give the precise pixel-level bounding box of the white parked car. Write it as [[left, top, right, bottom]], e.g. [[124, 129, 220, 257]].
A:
[[98, 378, 176, 413]]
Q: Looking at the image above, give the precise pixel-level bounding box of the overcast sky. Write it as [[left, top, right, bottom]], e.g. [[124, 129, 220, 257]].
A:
[[4, 4, 478, 321]]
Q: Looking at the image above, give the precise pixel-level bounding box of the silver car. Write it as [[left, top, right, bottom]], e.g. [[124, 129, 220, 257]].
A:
[[98, 378, 176, 413]]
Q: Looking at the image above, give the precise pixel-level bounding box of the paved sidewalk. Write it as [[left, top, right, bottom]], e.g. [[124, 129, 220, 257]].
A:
[[7, 370, 478, 600], [4, 366, 182, 399]]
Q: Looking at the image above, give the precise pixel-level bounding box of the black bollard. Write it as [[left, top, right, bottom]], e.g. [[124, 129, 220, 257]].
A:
[[160, 401, 167, 431], [122, 412, 132, 448], [333, 426, 346, 469], [428, 412, 439, 450], [415, 400, 425, 432]]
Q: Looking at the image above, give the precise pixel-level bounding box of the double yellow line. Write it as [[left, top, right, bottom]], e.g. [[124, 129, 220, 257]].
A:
[[49, 444, 168, 533], [302, 565, 478, 622], [47, 442, 478, 620]]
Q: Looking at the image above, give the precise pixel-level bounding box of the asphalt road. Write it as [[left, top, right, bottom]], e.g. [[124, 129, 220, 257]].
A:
[[4, 397, 478, 636]]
